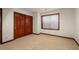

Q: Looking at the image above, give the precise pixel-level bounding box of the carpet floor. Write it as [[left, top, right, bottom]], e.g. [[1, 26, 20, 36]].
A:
[[0, 34, 79, 50]]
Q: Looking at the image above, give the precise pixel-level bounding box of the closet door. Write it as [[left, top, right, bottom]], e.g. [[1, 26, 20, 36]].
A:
[[14, 12, 33, 39], [24, 16, 33, 35], [0, 8, 2, 44], [14, 12, 25, 39]]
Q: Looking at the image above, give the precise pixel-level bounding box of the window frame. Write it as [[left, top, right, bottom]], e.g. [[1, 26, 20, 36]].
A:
[[41, 13, 60, 30]]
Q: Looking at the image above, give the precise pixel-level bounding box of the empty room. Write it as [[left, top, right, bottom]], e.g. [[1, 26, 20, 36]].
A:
[[0, 8, 79, 50]]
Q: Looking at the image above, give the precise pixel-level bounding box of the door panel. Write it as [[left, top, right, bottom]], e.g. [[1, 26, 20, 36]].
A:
[[25, 16, 33, 35], [14, 12, 25, 38]]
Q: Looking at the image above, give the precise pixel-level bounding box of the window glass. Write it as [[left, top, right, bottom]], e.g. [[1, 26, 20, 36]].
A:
[[42, 13, 59, 30]]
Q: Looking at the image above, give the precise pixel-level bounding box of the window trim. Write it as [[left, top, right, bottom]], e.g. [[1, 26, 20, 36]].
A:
[[41, 13, 60, 30]]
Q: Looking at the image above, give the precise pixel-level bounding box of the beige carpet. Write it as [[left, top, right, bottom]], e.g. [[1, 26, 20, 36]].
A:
[[0, 34, 79, 50]]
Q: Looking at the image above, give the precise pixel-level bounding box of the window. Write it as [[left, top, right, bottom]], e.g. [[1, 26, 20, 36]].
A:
[[41, 13, 60, 30]]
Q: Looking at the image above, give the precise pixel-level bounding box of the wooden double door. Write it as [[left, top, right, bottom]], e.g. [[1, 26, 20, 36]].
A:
[[14, 12, 33, 39]]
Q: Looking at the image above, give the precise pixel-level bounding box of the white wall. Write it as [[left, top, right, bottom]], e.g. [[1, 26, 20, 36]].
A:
[[35, 8, 75, 38], [33, 12, 39, 34], [33, 12, 41, 34], [75, 9, 79, 43], [2, 8, 33, 42]]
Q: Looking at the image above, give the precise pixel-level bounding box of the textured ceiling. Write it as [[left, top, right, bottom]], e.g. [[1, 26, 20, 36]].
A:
[[25, 8, 59, 13]]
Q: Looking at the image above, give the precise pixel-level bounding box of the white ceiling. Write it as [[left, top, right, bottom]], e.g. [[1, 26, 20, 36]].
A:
[[25, 8, 59, 13]]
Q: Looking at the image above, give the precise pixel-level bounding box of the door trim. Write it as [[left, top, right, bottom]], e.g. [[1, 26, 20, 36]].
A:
[[0, 8, 2, 44]]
